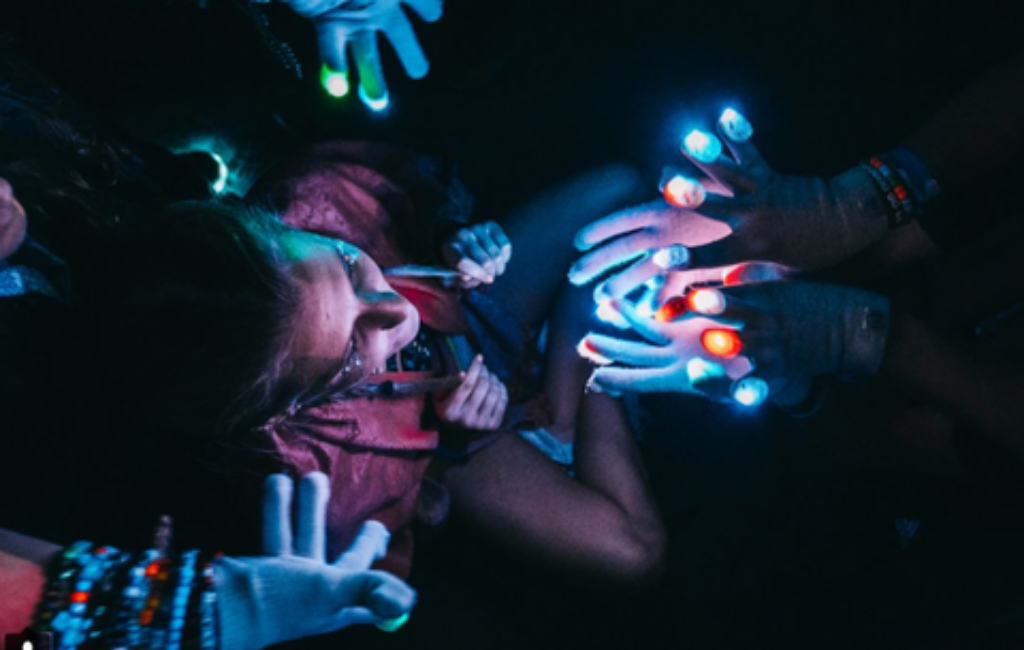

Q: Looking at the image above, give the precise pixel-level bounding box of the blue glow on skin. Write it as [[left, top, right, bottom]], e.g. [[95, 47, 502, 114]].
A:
[[732, 376, 769, 406], [595, 299, 630, 329], [359, 85, 390, 112], [209, 151, 229, 195], [683, 130, 723, 164], [719, 108, 754, 142], [686, 358, 725, 383]]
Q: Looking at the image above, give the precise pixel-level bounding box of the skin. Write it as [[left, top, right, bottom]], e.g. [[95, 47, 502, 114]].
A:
[[0, 177, 28, 261]]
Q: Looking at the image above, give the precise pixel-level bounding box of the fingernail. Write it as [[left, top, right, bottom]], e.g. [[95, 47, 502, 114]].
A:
[[719, 108, 754, 142], [652, 245, 690, 271], [359, 85, 390, 112], [683, 130, 723, 164], [663, 174, 707, 208]]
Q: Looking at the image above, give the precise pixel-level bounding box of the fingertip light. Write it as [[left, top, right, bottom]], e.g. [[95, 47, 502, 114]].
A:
[[732, 376, 769, 407], [320, 65, 350, 98], [655, 296, 687, 322], [663, 174, 707, 208], [359, 85, 390, 112], [719, 107, 754, 142], [686, 357, 725, 383], [683, 130, 723, 164], [577, 338, 613, 365], [686, 288, 726, 315], [701, 328, 742, 358], [652, 244, 690, 271], [209, 151, 229, 195], [595, 298, 628, 329], [375, 613, 410, 633]]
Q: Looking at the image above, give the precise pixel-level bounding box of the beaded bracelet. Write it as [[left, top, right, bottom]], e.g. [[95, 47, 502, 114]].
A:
[[34, 542, 218, 650], [860, 147, 937, 230]]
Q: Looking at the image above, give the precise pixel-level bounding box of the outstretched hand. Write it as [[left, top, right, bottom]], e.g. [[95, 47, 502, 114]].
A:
[[282, 0, 443, 109], [570, 108, 889, 299], [216, 473, 417, 650]]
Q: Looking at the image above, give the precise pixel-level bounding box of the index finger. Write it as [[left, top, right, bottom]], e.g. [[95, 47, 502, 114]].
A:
[[574, 200, 675, 252], [263, 474, 294, 556]]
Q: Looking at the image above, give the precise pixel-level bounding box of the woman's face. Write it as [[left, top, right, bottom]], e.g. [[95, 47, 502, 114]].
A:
[[281, 229, 420, 398], [0, 177, 27, 261]]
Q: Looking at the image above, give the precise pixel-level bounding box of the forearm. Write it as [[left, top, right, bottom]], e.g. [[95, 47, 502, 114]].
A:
[[0, 529, 60, 630], [881, 309, 1024, 459]]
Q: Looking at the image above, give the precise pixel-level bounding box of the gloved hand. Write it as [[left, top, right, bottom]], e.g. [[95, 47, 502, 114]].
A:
[[216, 473, 417, 650], [0, 178, 27, 261], [580, 297, 750, 400], [442, 221, 513, 289], [693, 281, 890, 405], [281, 0, 443, 109], [570, 108, 894, 297]]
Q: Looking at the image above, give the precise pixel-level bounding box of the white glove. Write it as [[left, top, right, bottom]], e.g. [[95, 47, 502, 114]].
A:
[[282, 0, 443, 109], [216, 473, 417, 650]]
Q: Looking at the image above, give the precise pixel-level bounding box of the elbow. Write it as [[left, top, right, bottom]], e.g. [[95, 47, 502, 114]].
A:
[[600, 519, 668, 589]]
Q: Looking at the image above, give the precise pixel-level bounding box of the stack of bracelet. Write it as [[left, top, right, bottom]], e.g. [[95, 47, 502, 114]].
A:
[[34, 544, 220, 650], [860, 147, 938, 229]]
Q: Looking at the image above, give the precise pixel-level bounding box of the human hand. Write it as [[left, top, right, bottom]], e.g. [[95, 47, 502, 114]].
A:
[[570, 108, 892, 297], [434, 354, 508, 431], [580, 296, 750, 401], [0, 178, 27, 261], [281, 0, 443, 110], [216, 473, 417, 650], [441, 221, 512, 290]]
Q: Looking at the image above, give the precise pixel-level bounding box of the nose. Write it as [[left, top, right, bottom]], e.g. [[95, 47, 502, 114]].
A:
[[360, 290, 416, 331]]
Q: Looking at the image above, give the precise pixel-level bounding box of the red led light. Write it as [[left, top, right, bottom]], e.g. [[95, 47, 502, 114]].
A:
[[145, 562, 160, 578], [655, 296, 688, 322], [71, 591, 89, 603], [701, 329, 742, 358]]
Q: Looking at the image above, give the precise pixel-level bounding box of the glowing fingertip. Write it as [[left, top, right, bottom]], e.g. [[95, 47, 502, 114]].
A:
[[719, 107, 754, 142], [375, 613, 410, 633], [577, 338, 613, 366], [663, 174, 707, 208], [683, 130, 723, 164], [595, 299, 629, 329], [359, 85, 390, 112], [732, 377, 769, 407], [686, 358, 725, 383], [686, 288, 726, 315], [701, 329, 742, 358], [320, 65, 350, 98], [655, 296, 688, 322], [652, 244, 690, 271]]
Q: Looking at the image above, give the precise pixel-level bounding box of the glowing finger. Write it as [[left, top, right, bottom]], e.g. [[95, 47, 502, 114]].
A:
[[683, 130, 723, 164], [662, 174, 707, 209], [719, 108, 754, 142], [731, 376, 769, 406], [701, 328, 742, 358]]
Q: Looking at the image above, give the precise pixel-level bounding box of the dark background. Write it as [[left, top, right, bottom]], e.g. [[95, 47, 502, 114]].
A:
[[3, 0, 1024, 647]]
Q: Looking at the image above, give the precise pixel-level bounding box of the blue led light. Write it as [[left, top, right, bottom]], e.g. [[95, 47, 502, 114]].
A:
[[686, 358, 725, 383], [359, 85, 390, 112], [719, 108, 754, 142], [209, 151, 229, 195], [683, 130, 723, 164], [732, 376, 769, 406]]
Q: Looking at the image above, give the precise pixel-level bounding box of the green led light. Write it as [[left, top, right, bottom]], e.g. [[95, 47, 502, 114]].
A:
[[320, 64, 350, 98], [375, 613, 410, 633]]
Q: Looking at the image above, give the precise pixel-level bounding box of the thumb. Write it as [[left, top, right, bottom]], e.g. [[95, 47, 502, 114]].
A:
[[335, 571, 417, 620]]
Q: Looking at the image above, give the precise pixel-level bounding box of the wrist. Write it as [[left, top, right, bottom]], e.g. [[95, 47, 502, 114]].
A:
[[825, 166, 892, 258], [838, 289, 891, 379]]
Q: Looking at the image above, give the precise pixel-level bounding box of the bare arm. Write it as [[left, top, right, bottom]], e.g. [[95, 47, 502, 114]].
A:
[[0, 529, 59, 631], [439, 392, 666, 587], [879, 309, 1024, 460]]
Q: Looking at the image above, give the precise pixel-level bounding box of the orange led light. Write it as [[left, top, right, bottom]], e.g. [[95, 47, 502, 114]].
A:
[[701, 329, 742, 358], [655, 296, 688, 322]]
